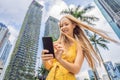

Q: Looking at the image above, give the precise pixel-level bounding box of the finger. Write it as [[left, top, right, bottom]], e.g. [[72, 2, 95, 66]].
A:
[[41, 54, 53, 57], [42, 56, 53, 61], [42, 50, 49, 54]]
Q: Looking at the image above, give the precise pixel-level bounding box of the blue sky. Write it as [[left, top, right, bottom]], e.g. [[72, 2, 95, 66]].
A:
[[0, 0, 120, 79]]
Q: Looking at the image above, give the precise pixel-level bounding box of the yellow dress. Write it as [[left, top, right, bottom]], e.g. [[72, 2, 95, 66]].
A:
[[45, 42, 77, 80]]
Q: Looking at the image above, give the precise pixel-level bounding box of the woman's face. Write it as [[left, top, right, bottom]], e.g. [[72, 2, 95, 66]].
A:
[[60, 17, 75, 37]]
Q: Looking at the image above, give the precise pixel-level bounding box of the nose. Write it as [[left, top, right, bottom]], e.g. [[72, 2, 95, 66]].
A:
[[61, 27, 65, 32]]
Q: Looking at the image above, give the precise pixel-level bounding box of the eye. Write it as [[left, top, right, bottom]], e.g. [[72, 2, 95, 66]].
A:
[[60, 25, 63, 28], [65, 23, 68, 26]]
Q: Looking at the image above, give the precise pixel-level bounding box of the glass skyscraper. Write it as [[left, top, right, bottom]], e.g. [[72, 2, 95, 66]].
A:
[[94, 0, 120, 39], [0, 23, 10, 57], [4, 1, 43, 80], [0, 23, 12, 80], [44, 16, 59, 40], [104, 61, 120, 80], [88, 70, 95, 80]]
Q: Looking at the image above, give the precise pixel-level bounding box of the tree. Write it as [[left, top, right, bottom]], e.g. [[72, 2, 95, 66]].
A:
[[61, 5, 99, 26], [89, 33, 111, 80]]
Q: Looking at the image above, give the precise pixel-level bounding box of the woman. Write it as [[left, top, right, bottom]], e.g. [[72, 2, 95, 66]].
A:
[[41, 14, 118, 80]]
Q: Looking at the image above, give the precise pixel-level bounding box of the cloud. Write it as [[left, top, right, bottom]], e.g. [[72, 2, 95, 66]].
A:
[[44, 0, 68, 20], [0, 0, 32, 28]]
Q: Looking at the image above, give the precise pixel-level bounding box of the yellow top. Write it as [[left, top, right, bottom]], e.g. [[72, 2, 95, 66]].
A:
[[45, 41, 77, 80]]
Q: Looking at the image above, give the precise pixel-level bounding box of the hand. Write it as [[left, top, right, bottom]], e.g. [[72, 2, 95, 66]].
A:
[[41, 50, 54, 62], [54, 43, 64, 61]]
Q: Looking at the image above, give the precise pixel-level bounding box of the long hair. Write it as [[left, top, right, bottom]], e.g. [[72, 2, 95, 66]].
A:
[[58, 14, 119, 69]]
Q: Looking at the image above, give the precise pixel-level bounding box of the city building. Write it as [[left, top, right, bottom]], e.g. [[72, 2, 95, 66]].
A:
[[88, 70, 95, 80], [94, 0, 120, 39], [0, 23, 12, 80], [3, 1, 43, 80], [0, 40, 12, 80], [0, 23, 10, 57], [44, 16, 59, 41], [115, 63, 120, 73], [114, 63, 120, 77], [104, 61, 120, 80]]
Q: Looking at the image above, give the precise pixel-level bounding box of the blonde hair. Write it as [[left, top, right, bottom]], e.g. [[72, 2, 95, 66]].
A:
[[58, 14, 119, 69]]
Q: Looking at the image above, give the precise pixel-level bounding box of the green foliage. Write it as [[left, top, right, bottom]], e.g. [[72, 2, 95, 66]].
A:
[[38, 64, 49, 75], [61, 5, 99, 25]]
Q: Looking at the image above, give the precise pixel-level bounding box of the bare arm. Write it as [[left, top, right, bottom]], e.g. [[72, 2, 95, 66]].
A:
[[55, 44, 84, 74]]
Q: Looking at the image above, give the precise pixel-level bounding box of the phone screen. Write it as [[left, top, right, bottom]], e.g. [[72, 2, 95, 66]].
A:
[[42, 37, 55, 58]]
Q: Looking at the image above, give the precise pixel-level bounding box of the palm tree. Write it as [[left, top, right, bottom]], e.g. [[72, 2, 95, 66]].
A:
[[61, 5, 99, 26], [89, 33, 111, 80]]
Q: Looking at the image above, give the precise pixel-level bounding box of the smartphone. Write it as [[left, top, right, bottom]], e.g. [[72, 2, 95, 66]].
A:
[[42, 37, 55, 58]]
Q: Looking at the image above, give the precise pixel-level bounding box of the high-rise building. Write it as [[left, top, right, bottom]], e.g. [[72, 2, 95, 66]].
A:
[[0, 23, 10, 57], [0, 40, 12, 80], [115, 63, 120, 75], [44, 16, 59, 40], [0, 40, 12, 65], [0, 23, 12, 80], [88, 70, 95, 80], [104, 61, 120, 80], [94, 0, 120, 39], [4, 1, 43, 80]]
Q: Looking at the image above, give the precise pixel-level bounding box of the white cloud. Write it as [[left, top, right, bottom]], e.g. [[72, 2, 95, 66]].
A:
[[0, 0, 32, 26], [46, 0, 68, 19]]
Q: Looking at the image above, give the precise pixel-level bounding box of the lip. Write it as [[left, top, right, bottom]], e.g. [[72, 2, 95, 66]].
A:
[[63, 30, 68, 33]]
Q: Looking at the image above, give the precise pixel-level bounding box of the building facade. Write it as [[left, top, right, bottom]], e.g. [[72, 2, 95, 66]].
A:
[[115, 63, 120, 73], [0, 23, 12, 80], [94, 0, 120, 39], [88, 70, 95, 80], [4, 1, 43, 80], [44, 16, 59, 41], [104, 61, 120, 80], [0, 23, 10, 57]]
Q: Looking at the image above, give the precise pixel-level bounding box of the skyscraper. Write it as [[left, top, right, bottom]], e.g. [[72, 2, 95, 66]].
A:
[[44, 16, 59, 40], [115, 63, 120, 75], [104, 61, 120, 80], [94, 0, 120, 39], [0, 23, 10, 57], [115, 63, 120, 73], [0, 40, 12, 80], [0, 23, 12, 80], [88, 70, 95, 80], [4, 1, 43, 80]]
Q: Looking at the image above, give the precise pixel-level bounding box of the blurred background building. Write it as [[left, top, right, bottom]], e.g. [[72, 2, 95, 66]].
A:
[[44, 16, 59, 40], [104, 61, 120, 80], [3, 1, 43, 80], [0, 23, 12, 80], [94, 0, 120, 39], [88, 70, 95, 80]]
